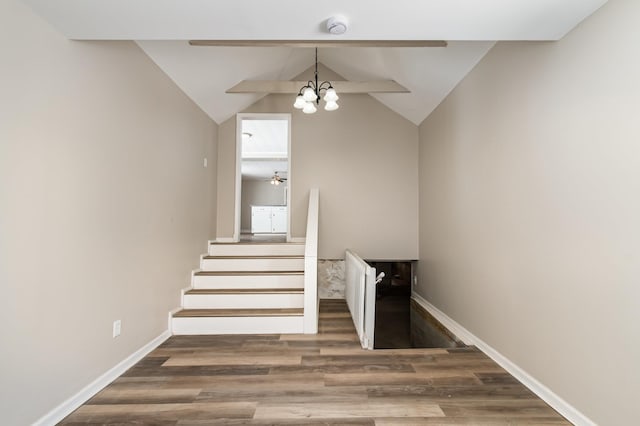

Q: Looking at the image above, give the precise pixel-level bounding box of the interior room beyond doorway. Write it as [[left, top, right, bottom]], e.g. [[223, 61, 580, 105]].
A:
[[237, 114, 291, 241]]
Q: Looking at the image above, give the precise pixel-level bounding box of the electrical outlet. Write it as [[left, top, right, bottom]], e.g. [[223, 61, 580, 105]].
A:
[[203, 158, 208, 168], [112, 320, 121, 338]]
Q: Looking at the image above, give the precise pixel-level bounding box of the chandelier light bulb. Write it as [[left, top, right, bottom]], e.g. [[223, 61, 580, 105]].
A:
[[302, 102, 317, 114], [293, 95, 306, 109], [323, 88, 339, 102], [302, 87, 317, 102], [324, 100, 339, 111]]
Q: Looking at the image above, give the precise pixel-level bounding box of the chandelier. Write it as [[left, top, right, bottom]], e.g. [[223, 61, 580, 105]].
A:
[[293, 48, 339, 114]]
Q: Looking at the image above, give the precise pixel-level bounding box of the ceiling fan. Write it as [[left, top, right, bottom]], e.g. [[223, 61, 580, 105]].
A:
[[270, 172, 287, 186], [189, 39, 447, 95]]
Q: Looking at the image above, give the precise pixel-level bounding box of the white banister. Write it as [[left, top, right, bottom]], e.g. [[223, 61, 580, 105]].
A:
[[345, 249, 376, 349], [303, 188, 320, 333]]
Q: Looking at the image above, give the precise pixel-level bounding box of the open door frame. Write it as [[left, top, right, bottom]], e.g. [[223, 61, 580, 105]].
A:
[[234, 113, 292, 242]]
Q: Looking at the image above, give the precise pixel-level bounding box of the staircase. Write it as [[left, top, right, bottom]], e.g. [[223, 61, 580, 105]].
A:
[[171, 241, 308, 335]]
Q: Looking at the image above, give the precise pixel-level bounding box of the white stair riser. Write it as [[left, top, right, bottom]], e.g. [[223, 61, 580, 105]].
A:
[[209, 244, 304, 257], [193, 274, 304, 289], [183, 293, 304, 309], [172, 316, 304, 335], [201, 258, 304, 272]]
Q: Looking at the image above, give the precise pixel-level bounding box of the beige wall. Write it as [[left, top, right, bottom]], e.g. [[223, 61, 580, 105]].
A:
[[0, 1, 217, 424], [241, 180, 287, 232], [217, 66, 419, 259], [418, 1, 640, 424]]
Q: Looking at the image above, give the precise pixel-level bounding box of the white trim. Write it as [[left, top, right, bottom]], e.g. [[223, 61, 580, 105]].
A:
[[33, 330, 170, 426], [303, 188, 319, 334], [179, 284, 193, 307], [411, 293, 475, 345], [168, 306, 181, 331], [213, 237, 235, 243], [234, 115, 242, 242], [235, 113, 292, 243], [167, 306, 182, 336], [411, 293, 596, 426], [289, 237, 306, 243], [285, 116, 292, 240], [190, 269, 202, 287]]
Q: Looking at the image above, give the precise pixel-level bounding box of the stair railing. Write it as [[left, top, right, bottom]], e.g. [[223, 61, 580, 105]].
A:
[[345, 249, 377, 349], [303, 188, 319, 333]]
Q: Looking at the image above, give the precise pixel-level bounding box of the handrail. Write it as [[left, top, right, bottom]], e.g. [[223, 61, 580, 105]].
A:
[[303, 188, 319, 334]]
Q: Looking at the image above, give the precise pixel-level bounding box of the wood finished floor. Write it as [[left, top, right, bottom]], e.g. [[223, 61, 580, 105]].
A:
[[60, 300, 570, 425]]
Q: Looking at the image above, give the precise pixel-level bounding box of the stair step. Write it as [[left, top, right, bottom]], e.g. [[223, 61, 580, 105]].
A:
[[171, 308, 304, 335], [186, 288, 303, 295], [201, 255, 305, 272], [194, 271, 303, 276], [182, 287, 304, 309], [204, 255, 304, 259], [174, 308, 304, 318], [193, 271, 304, 289], [213, 241, 296, 244], [209, 242, 304, 256]]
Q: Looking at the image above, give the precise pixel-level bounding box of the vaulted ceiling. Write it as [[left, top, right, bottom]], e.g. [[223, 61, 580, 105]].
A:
[[24, 0, 608, 125]]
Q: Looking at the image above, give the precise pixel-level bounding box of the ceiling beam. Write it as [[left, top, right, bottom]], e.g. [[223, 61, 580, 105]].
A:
[[189, 40, 447, 48], [227, 80, 410, 94]]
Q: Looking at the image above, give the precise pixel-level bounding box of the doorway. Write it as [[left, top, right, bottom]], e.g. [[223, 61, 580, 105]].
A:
[[235, 114, 291, 242]]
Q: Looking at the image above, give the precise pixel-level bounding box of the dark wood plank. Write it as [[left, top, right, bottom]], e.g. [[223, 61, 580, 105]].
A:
[[366, 384, 537, 400], [186, 288, 303, 295], [195, 271, 303, 276], [62, 402, 255, 422], [173, 308, 303, 317]]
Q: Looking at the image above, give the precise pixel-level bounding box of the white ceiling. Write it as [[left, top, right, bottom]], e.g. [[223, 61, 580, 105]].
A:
[[241, 119, 288, 180], [136, 42, 497, 125], [23, 0, 607, 40], [24, 0, 608, 125], [242, 119, 288, 159]]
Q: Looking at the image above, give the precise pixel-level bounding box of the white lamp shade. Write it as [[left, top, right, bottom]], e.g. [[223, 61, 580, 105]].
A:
[[302, 87, 317, 102], [302, 102, 317, 114], [293, 95, 306, 109], [323, 88, 339, 102], [324, 100, 339, 111]]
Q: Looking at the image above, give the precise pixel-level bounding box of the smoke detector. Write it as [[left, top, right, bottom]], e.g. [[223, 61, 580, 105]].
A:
[[326, 15, 348, 35]]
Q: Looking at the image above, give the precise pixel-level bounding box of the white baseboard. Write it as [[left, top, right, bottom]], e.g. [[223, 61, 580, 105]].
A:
[[411, 293, 595, 426], [33, 329, 171, 426], [411, 293, 475, 346]]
